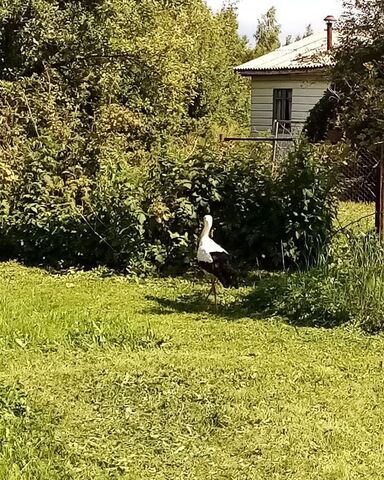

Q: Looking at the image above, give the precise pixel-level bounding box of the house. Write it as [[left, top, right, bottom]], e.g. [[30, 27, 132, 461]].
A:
[[234, 16, 338, 135]]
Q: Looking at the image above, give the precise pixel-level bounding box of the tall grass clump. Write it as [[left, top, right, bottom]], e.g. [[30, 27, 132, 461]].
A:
[[277, 231, 384, 332]]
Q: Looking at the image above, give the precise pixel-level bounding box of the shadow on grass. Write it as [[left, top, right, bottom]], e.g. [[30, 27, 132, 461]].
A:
[[145, 273, 285, 320], [145, 272, 350, 330]]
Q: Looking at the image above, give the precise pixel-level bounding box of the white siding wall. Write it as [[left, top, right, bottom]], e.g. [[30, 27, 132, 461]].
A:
[[250, 75, 329, 133]]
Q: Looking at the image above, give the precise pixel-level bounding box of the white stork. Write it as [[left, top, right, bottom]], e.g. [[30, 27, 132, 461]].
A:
[[197, 214, 238, 307]]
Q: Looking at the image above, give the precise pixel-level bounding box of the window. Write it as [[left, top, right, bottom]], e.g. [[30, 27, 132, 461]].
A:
[[273, 89, 292, 133]]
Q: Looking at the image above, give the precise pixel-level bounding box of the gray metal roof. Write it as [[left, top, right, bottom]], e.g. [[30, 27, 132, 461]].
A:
[[235, 31, 339, 74]]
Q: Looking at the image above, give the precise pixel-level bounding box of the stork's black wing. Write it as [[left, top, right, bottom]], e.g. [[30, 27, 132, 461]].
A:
[[198, 251, 238, 288]]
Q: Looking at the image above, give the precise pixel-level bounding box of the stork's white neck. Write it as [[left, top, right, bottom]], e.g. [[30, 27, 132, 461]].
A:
[[200, 216, 213, 241]]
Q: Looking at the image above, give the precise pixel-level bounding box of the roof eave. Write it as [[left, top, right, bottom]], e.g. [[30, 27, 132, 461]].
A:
[[234, 66, 329, 76]]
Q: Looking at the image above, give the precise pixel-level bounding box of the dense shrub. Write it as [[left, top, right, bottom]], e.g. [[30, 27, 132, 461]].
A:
[[0, 0, 341, 273], [274, 232, 384, 332], [304, 91, 340, 143], [0, 0, 251, 272], [275, 141, 339, 267], [215, 141, 339, 268], [0, 139, 340, 272]]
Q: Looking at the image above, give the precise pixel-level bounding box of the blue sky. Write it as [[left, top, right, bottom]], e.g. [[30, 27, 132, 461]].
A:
[[206, 0, 343, 43]]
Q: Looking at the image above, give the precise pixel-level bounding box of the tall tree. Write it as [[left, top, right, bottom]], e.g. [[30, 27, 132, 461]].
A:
[[289, 24, 314, 44], [0, 0, 250, 146], [331, 0, 384, 147], [252, 7, 280, 58], [0, 0, 252, 266]]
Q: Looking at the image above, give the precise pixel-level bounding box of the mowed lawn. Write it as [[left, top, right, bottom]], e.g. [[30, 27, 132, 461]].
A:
[[1, 263, 384, 480]]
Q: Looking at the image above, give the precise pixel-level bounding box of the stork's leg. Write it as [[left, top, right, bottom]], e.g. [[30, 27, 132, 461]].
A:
[[204, 277, 218, 310], [204, 278, 215, 303], [212, 278, 217, 310]]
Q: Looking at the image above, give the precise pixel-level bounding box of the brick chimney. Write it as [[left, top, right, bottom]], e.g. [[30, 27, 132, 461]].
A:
[[324, 15, 336, 51]]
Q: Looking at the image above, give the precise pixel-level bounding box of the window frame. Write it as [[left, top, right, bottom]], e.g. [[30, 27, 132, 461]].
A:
[[272, 88, 293, 133]]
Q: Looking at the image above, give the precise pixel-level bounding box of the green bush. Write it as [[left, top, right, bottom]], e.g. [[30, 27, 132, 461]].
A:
[[276, 141, 339, 267], [215, 141, 339, 268], [275, 233, 384, 332], [0, 0, 340, 274], [0, 139, 339, 272], [303, 90, 340, 143], [141, 140, 339, 272]]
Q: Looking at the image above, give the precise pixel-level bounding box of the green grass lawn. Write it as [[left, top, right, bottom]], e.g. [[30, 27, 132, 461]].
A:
[[336, 202, 375, 233], [1, 262, 384, 479]]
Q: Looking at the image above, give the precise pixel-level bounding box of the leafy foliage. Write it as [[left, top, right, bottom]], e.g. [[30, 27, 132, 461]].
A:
[[0, 0, 251, 270], [274, 142, 339, 267], [305, 1, 384, 148], [0, 1, 339, 273], [251, 7, 280, 59], [0, 137, 339, 271], [0, 0, 251, 139], [331, 0, 384, 149], [304, 91, 340, 143], [145, 140, 339, 271]]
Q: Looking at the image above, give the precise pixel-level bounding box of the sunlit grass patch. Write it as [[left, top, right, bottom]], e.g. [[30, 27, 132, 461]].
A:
[[0, 262, 384, 479], [336, 201, 375, 233]]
